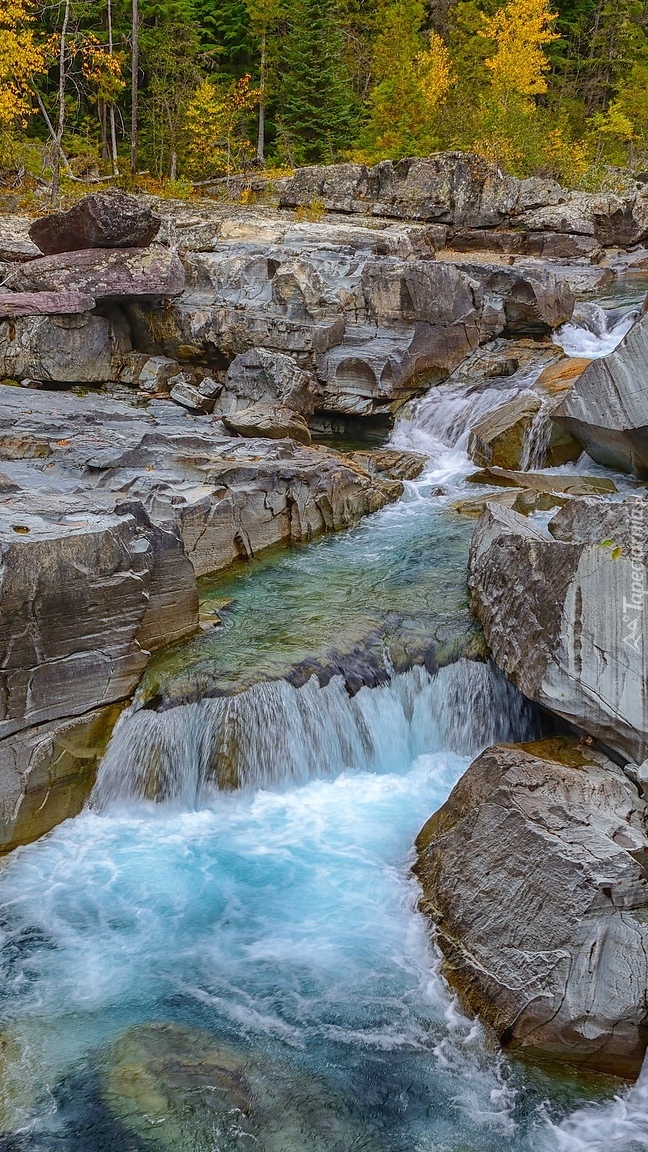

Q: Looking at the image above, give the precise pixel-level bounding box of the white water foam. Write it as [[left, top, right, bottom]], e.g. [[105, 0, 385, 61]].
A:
[[553, 303, 639, 359]]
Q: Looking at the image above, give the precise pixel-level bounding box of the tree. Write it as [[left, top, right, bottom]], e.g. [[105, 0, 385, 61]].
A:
[[276, 0, 356, 164], [183, 73, 258, 176], [480, 0, 559, 106], [244, 0, 283, 163], [358, 0, 453, 160], [0, 0, 45, 162]]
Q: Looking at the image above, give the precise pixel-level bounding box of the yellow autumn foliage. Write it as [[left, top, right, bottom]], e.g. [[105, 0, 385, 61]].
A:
[[0, 0, 45, 132], [481, 0, 558, 100], [417, 31, 454, 110]]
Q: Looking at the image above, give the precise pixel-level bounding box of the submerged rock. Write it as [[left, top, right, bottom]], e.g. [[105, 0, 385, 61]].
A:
[[466, 467, 616, 495], [415, 737, 648, 1078], [29, 190, 161, 254], [468, 498, 648, 761], [553, 310, 648, 477]]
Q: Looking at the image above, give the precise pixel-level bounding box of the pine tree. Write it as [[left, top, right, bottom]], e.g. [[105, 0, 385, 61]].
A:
[[276, 0, 356, 164]]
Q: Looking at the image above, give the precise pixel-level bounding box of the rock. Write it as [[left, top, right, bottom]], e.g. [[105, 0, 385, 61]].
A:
[[553, 311, 648, 477], [222, 401, 312, 444], [131, 354, 181, 392], [445, 228, 603, 261], [415, 737, 648, 1078], [223, 347, 318, 416], [468, 393, 542, 469], [103, 1023, 255, 1150], [0, 497, 199, 851], [451, 488, 568, 517], [279, 162, 371, 214], [29, 190, 161, 254], [468, 392, 583, 469], [169, 372, 214, 413], [536, 356, 592, 394], [0, 291, 96, 318], [466, 466, 616, 495], [0, 703, 124, 854], [346, 448, 426, 481], [0, 216, 41, 262], [447, 261, 575, 336], [5, 247, 185, 302], [0, 309, 131, 383], [468, 498, 648, 761]]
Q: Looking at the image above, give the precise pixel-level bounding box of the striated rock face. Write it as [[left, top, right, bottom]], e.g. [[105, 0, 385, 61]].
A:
[[446, 261, 574, 337], [415, 738, 648, 1078], [29, 190, 161, 254], [553, 311, 648, 477], [222, 347, 318, 416], [0, 291, 96, 318], [468, 498, 648, 762], [0, 498, 198, 851], [0, 309, 131, 383], [5, 247, 185, 302], [279, 153, 648, 249]]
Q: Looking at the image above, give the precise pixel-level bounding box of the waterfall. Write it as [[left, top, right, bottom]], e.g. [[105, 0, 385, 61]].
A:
[[553, 302, 639, 359], [91, 661, 536, 810], [520, 402, 553, 470]]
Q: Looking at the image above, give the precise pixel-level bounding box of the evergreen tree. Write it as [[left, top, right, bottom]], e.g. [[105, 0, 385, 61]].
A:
[[276, 0, 356, 164]]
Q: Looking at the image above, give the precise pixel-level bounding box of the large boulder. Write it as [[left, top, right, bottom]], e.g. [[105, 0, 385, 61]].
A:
[[279, 162, 371, 214], [222, 348, 318, 416], [553, 311, 648, 477], [0, 496, 199, 851], [0, 308, 131, 383], [29, 190, 161, 254], [468, 392, 582, 469], [468, 498, 648, 762], [415, 738, 648, 1078], [5, 247, 185, 302], [222, 401, 312, 444]]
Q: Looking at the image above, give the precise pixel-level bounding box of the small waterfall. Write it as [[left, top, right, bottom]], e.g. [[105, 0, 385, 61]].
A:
[[91, 661, 536, 810], [394, 380, 523, 454], [520, 402, 553, 470], [554, 302, 638, 359]]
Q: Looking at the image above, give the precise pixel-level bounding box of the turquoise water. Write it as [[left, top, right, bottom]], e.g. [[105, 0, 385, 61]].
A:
[[0, 666, 629, 1151]]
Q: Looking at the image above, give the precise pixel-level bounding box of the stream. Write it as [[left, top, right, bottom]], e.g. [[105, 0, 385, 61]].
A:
[[0, 284, 647, 1151]]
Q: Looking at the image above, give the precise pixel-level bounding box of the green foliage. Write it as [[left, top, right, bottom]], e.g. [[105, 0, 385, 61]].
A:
[[275, 0, 357, 164]]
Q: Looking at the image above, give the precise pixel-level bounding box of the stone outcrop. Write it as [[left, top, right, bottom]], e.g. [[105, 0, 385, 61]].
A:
[[468, 498, 648, 762], [279, 153, 648, 249], [466, 466, 616, 495], [29, 190, 161, 254], [0, 497, 199, 851], [415, 737, 648, 1078], [0, 308, 131, 383], [446, 261, 574, 337], [553, 311, 648, 478], [5, 246, 185, 302]]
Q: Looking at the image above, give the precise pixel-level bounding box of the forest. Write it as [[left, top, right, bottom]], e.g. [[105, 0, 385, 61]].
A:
[[2, 0, 648, 197]]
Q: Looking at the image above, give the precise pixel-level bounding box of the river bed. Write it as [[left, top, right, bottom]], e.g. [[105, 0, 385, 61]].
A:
[[0, 286, 646, 1151]]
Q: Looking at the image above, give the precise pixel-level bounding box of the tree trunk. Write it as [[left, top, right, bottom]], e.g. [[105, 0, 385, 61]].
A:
[[51, 0, 71, 205], [256, 27, 266, 165], [108, 0, 120, 175], [131, 0, 139, 174]]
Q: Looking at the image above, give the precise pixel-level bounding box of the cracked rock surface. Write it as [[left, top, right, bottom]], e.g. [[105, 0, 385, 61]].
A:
[[415, 737, 648, 1078]]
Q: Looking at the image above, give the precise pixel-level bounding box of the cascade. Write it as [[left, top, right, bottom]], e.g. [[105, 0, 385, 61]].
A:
[[92, 660, 536, 809]]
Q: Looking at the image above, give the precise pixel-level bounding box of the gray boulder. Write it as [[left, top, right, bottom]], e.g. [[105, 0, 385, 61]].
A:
[[29, 190, 161, 254], [5, 246, 185, 301], [468, 498, 648, 762], [553, 310, 648, 477], [0, 308, 131, 383], [222, 402, 312, 444], [415, 738, 648, 1078], [279, 162, 371, 214], [448, 261, 575, 336], [223, 348, 318, 416]]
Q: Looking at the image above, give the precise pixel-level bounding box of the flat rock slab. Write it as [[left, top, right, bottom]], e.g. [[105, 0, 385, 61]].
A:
[[467, 466, 617, 495], [415, 738, 648, 1078], [222, 402, 312, 445], [5, 247, 185, 301], [0, 291, 96, 317], [29, 190, 161, 254]]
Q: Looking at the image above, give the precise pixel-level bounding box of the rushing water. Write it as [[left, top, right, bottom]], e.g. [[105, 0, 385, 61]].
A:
[[0, 290, 646, 1151]]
